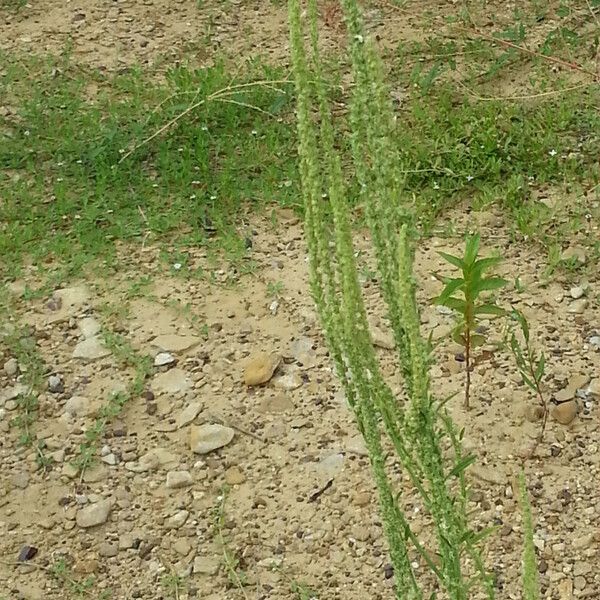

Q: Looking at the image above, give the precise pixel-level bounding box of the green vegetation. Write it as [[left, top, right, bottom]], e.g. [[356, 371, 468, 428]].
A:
[[433, 234, 507, 408]]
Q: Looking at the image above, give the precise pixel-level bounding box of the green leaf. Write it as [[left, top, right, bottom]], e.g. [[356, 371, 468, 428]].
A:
[[470, 333, 486, 348], [474, 303, 505, 316], [464, 233, 480, 265], [472, 276, 508, 294], [442, 296, 467, 314], [438, 251, 464, 270], [511, 308, 530, 342], [472, 256, 503, 275], [446, 453, 476, 480], [435, 277, 465, 302], [534, 353, 545, 382]]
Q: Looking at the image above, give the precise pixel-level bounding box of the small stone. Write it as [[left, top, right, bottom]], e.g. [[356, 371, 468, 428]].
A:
[[82, 464, 108, 483], [128, 448, 179, 472], [567, 299, 588, 314], [3, 358, 18, 377], [351, 525, 371, 542], [371, 326, 394, 350], [176, 401, 202, 428], [166, 470, 193, 489], [525, 405, 545, 423], [354, 491, 371, 506], [48, 375, 64, 393], [314, 453, 344, 483], [119, 535, 135, 550], [153, 369, 192, 394], [273, 372, 303, 391], [345, 434, 368, 456], [570, 286, 585, 299], [561, 246, 586, 264], [17, 545, 38, 561], [193, 556, 220, 575], [64, 395, 98, 418], [172, 539, 192, 556], [101, 453, 118, 466], [76, 499, 112, 528], [72, 558, 98, 575], [589, 336, 600, 351], [79, 317, 101, 339], [243, 352, 281, 385], [152, 334, 201, 353], [10, 472, 30, 489], [72, 337, 111, 361], [552, 400, 577, 425], [588, 379, 600, 399], [258, 393, 294, 413], [190, 424, 235, 454], [154, 352, 176, 367], [98, 542, 118, 557], [555, 388, 575, 402], [557, 577, 574, 600], [572, 533, 594, 549], [165, 510, 189, 529], [224, 466, 246, 485]]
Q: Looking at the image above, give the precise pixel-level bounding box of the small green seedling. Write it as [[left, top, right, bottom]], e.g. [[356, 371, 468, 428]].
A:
[[510, 309, 548, 451], [434, 233, 507, 408]]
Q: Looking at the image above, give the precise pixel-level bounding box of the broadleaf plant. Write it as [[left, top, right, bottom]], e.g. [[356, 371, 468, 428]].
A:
[[433, 234, 507, 408]]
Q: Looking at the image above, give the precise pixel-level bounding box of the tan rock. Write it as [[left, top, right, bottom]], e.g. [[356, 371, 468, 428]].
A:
[[224, 466, 246, 485], [552, 400, 577, 425], [243, 352, 281, 386]]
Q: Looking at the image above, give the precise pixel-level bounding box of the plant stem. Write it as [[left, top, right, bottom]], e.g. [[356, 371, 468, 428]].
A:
[[464, 327, 471, 409]]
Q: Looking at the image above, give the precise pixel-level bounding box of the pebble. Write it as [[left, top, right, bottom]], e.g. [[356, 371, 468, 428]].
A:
[[315, 453, 345, 483], [190, 424, 235, 454], [289, 337, 317, 367], [98, 542, 118, 557], [72, 337, 111, 360], [224, 466, 246, 485], [47, 375, 64, 393], [172, 539, 192, 556], [3, 358, 18, 377], [166, 470, 193, 489], [243, 352, 281, 385], [165, 510, 189, 529], [154, 352, 176, 367], [273, 371, 303, 391], [79, 317, 101, 339], [590, 336, 600, 351], [569, 286, 585, 299], [258, 393, 294, 413], [76, 499, 112, 528], [10, 472, 30, 489], [152, 334, 201, 352], [555, 388, 575, 402], [64, 395, 98, 418], [567, 299, 588, 314], [101, 453, 118, 466], [193, 556, 220, 575], [153, 369, 192, 394], [354, 491, 371, 506], [552, 400, 578, 425], [176, 401, 203, 428], [350, 525, 371, 542]]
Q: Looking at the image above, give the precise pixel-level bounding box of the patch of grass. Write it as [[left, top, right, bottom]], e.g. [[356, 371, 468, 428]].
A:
[[0, 319, 53, 470], [72, 326, 152, 478], [0, 0, 27, 11], [0, 51, 297, 281]]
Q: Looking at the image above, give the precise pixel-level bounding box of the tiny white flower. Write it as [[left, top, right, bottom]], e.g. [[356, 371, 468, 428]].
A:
[[251, 129, 258, 135], [57, 161, 64, 167], [173, 263, 182, 270], [24, 130, 30, 136], [354, 34, 364, 43], [210, 195, 217, 200], [549, 149, 557, 157], [201, 125, 208, 131], [433, 182, 440, 190], [466, 175, 474, 182], [189, 194, 196, 200]]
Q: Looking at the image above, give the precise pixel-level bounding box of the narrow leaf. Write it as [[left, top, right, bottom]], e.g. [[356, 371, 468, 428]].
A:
[[438, 251, 465, 270], [474, 303, 505, 316]]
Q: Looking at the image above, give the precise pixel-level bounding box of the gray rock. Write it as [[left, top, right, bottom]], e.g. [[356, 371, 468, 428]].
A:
[[152, 334, 201, 353], [72, 337, 111, 361], [153, 369, 192, 394], [193, 556, 220, 575], [76, 499, 112, 528], [272, 371, 303, 391], [154, 352, 176, 367], [48, 375, 64, 393], [567, 299, 588, 314], [190, 424, 235, 454], [289, 337, 317, 367], [3, 358, 18, 377], [589, 336, 600, 351], [125, 447, 179, 472], [10, 472, 30, 489], [165, 510, 189, 529], [101, 453, 118, 466], [79, 317, 101, 339], [570, 286, 585, 299], [176, 401, 203, 428], [166, 470, 193, 489], [314, 452, 345, 484], [64, 396, 98, 418]]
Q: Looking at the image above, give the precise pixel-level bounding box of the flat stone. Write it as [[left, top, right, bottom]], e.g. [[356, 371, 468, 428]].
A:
[[153, 369, 192, 394], [98, 542, 118, 557], [561, 246, 586, 264], [79, 317, 101, 339], [371, 326, 394, 350], [165, 510, 189, 529], [48, 375, 64, 393], [272, 371, 303, 391], [289, 337, 317, 367], [152, 334, 201, 353], [567, 299, 588, 314], [72, 337, 111, 361], [172, 539, 192, 556], [224, 466, 246, 485], [10, 472, 30, 489], [154, 352, 176, 367], [552, 400, 577, 425], [314, 453, 344, 483], [3, 358, 18, 377], [588, 379, 600, 399], [82, 465, 108, 483], [190, 424, 235, 454], [193, 556, 220, 575], [76, 499, 112, 528], [166, 470, 193, 489], [47, 286, 90, 322], [570, 286, 585, 299], [589, 336, 600, 351], [176, 401, 203, 428], [126, 448, 179, 472], [243, 352, 281, 386], [555, 388, 574, 402], [258, 393, 294, 413], [63, 396, 99, 418]]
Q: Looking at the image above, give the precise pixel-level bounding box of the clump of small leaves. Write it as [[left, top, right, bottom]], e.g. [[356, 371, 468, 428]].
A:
[[510, 309, 548, 452], [433, 233, 507, 408]]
